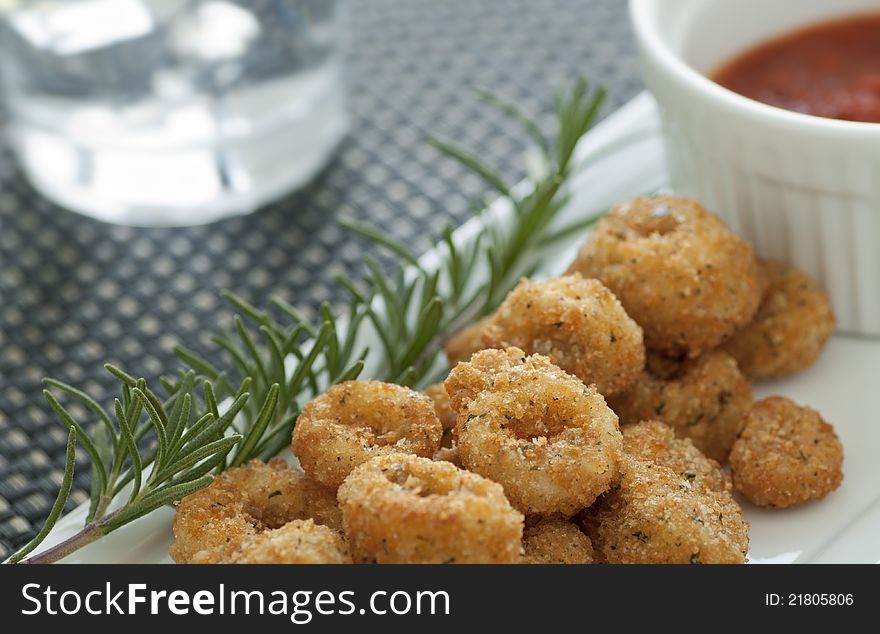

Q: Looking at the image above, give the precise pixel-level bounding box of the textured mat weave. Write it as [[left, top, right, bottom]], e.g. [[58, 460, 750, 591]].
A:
[[0, 0, 641, 557]]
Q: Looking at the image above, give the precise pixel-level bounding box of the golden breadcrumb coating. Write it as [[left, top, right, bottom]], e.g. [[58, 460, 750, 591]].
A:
[[231, 519, 351, 564], [609, 351, 752, 462], [433, 436, 462, 467], [721, 260, 835, 379], [445, 347, 622, 516], [423, 382, 457, 430], [338, 453, 523, 563], [170, 458, 342, 564], [522, 518, 595, 564], [566, 196, 762, 358], [622, 420, 731, 493], [292, 380, 442, 488], [481, 274, 645, 397], [584, 455, 749, 564], [730, 396, 843, 508], [424, 382, 461, 464]]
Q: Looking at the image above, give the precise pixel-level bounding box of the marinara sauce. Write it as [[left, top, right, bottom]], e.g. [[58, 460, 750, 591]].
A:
[[713, 14, 880, 123]]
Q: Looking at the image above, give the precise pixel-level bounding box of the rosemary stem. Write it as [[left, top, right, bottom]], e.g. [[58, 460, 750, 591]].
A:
[[19, 509, 122, 565], [92, 495, 113, 523]]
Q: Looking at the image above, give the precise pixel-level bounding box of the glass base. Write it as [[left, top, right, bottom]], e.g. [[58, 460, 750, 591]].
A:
[[9, 67, 349, 227]]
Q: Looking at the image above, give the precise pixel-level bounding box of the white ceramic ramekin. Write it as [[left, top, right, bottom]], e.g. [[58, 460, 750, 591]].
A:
[[630, 0, 880, 336]]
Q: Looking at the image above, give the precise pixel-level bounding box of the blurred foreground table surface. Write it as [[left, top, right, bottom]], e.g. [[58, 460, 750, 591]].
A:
[[0, 0, 640, 557]]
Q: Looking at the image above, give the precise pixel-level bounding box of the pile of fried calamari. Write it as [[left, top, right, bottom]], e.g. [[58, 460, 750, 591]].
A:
[[171, 196, 842, 565]]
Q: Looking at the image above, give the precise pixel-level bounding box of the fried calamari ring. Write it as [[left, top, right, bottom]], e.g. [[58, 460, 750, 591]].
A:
[[445, 348, 623, 516], [522, 518, 595, 564], [481, 275, 645, 397], [170, 458, 342, 564], [433, 424, 462, 466], [721, 260, 836, 379], [622, 420, 731, 493], [423, 383, 461, 463], [292, 380, 442, 488], [230, 519, 351, 564], [445, 317, 491, 366], [583, 456, 749, 564], [608, 351, 752, 462], [423, 382, 456, 431], [433, 442, 462, 467], [729, 397, 843, 508], [338, 453, 523, 563], [566, 196, 762, 358]]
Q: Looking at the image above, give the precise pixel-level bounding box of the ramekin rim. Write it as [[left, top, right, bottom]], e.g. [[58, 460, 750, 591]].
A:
[[628, 0, 880, 135]]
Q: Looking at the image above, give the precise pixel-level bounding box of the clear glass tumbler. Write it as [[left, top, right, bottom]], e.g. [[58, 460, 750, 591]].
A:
[[0, 0, 348, 225]]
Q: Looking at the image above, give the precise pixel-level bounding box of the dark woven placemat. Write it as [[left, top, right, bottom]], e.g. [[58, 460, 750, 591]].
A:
[[0, 0, 641, 558]]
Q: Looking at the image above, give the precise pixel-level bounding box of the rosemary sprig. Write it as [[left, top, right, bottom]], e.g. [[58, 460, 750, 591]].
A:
[[7, 78, 608, 564], [339, 77, 609, 383], [6, 365, 264, 564]]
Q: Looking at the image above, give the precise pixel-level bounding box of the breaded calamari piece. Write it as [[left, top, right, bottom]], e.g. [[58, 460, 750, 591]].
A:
[[609, 351, 752, 462], [566, 196, 762, 358], [522, 518, 595, 564], [292, 380, 442, 488], [433, 434, 462, 467], [584, 456, 749, 564], [622, 420, 731, 493], [721, 260, 835, 379], [729, 396, 843, 508], [230, 519, 351, 564], [170, 458, 342, 564], [338, 453, 523, 563], [445, 348, 622, 516], [481, 274, 645, 397], [423, 382, 457, 430]]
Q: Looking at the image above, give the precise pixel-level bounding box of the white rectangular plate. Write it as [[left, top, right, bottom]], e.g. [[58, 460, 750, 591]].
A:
[[31, 93, 880, 564]]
